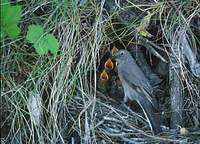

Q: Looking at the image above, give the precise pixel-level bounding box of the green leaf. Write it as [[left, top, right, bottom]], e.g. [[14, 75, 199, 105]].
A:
[[43, 34, 59, 55], [0, 0, 10, 11], [1, 30, 5, 39], [139, 30, 152, 38], [33, 39, 48, 55], [1, 0, 10, 4], [26, 25, 44, 43], [1, 26, 5, 39], [1, 0, 22, 39], [1, 5, 22, 25], [5, 25, 21, 38], [32, 34, 59, 55], [26, 24, 59, 55]]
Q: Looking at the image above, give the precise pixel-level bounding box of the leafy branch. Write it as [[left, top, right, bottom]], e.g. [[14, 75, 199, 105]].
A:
[[26, 25, 59, 55], [1, 0, 22, 39]]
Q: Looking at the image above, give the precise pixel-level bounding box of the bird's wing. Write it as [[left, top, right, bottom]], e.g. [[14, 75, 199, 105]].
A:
[[119, 62, 158, 109], [119, 61, 153, 94]]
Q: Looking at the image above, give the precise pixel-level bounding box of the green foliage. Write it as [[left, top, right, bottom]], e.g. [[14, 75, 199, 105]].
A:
[[1, 0, 22, 39], [26, 25, 44, 43], [26, 25, 59, 55]]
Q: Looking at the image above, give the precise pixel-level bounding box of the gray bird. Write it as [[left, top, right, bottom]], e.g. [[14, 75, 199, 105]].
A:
[[113, 49, 162, 134]]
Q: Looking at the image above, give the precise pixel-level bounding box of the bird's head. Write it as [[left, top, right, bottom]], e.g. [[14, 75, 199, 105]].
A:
[[113, 49, 131, 64]]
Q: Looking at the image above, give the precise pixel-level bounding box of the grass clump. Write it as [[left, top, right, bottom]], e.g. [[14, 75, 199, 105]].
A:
[[1, 0, 200, 143]]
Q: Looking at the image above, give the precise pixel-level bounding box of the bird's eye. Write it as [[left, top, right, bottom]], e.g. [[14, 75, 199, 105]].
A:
[[120, 52, 124, 55]]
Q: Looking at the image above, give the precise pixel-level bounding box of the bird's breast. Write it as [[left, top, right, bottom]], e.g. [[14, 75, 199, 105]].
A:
[[120, 78, 139, 101]]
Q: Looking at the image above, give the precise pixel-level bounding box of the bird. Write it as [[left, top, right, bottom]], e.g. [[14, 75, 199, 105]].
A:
[[113, 49, 162, 134]]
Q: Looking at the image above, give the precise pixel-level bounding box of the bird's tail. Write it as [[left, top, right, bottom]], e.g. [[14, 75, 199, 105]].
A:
[[138, 97, 162, 135]]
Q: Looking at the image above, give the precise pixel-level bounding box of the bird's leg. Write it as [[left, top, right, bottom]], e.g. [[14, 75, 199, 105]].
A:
[[123, 95, 128, 103]]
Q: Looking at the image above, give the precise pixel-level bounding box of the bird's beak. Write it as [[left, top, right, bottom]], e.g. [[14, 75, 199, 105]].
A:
[[112, 54, 119, 60], [111, 54, 119, 66], [111, 55, 116, 60]]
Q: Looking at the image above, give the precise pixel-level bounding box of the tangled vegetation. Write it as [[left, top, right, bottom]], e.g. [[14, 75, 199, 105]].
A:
[[1, 0, 200, 143]]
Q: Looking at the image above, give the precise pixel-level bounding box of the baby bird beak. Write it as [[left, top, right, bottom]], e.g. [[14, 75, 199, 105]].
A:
[[111, 46, 119, 55], [100, 70, 109, 81], [104, 58, 114, 70], [112, 52, 120, 60], [111, 46, 119, 60]]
